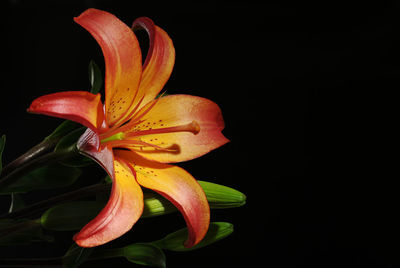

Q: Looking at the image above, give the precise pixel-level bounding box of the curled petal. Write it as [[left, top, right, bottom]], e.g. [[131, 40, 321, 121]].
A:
[[128, 17, 175, 114], [116, 150, 210, 247], [74, 8, 142, 127], [28, 91, 103, 132], [74, 158, 143, 247], [123, 95, 229, 163]]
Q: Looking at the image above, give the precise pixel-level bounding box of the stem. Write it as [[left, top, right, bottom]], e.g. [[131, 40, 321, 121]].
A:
[[0, 145, 77, 190], [0, 183, 111, 219], [0, 139, 58, 178], [1, 120, 80, 178]]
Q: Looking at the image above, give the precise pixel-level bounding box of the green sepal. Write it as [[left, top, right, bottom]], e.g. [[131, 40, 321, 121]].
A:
[[153, 222, 234, 252], [198, 181, 246, 209], [0, 134, 6, 176], [0, 219, 53, 245], [40, 201, 104, 231], [0, 163, 82, 194], [88, 60, 103, 94], [54, 127, 93, 167], [62, 244, 95, 268]]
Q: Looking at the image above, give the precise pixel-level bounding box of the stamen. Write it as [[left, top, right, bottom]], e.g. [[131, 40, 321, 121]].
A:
[[104, 96, 161, 139], [103, 139, 179, 153], [126, 120, 200, 138]]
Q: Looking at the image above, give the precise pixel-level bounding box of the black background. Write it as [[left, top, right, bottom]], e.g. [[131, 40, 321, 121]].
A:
[[0, 1, 398, 267]]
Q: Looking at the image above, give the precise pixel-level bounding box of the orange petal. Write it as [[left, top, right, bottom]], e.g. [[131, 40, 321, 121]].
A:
[[123, 95, 229, 163], [27, 91, 103, 132], [116, 150, 210, 247], [127, 17, 175, 115], [74, 158, 143, 247], [74, 8, 142, 127]]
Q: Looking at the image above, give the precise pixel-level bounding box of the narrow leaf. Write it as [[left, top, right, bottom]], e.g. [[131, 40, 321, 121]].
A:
[[0, 163, 82, 194], [0, 134, 6, 176], [153, 222, 234, 252], [88, 60, 103, 94]]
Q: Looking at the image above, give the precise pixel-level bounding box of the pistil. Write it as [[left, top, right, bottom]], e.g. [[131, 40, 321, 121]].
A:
[[100, 132, 124, 144]]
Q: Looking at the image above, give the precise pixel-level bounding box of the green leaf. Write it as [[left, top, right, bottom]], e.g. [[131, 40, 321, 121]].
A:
[[124, 243, 166, 268], [55, 127, 93, 167], [41, 201, 104, 231], [0, 163, 81, 194], [0, 219, 53, 245], [88, 60, 103, 94], [0, 134, 6, 176], [198, 181, 246, 209], [45, 120, 80, 142], [153, 222, 234, 252], [63, 244, 95, 268]]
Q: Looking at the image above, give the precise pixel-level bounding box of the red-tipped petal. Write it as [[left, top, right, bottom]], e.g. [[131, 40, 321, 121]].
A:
[[123, 94, 229, 163], [74, 8, 142, 127], [116, 150, 210, 247], [73, 158, 143, 247], [28, 91, 103, 132]]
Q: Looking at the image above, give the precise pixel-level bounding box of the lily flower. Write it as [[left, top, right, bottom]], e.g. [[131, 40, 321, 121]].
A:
[[27, 8, 228, 248]]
